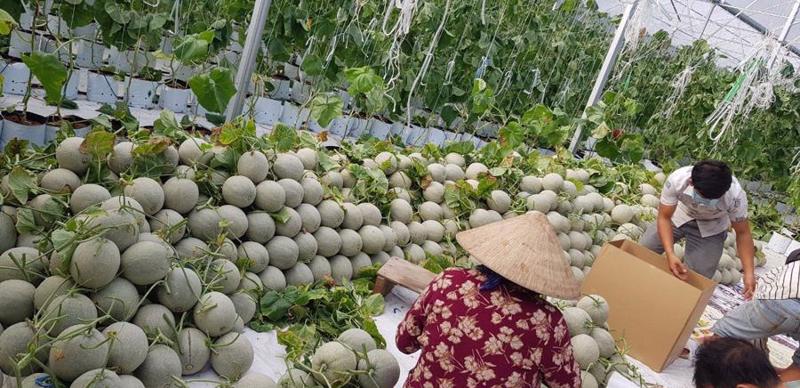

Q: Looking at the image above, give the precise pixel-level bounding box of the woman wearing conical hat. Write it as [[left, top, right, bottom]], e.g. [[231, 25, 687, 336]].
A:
[[396, 212, 582, 388]]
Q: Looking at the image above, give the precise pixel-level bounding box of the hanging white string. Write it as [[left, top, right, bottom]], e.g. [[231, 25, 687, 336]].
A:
[[381, 0, 401, 35], [384, 0, 419, 91], [444, 59, 455, 84], [496, 67, 515, 96], [705, 35, 775, 143], [750, 81, 775, 109], [523, 68, 540, 95], [325, 35, 338, 64], [406, 0, 452, 128], [662, 64, 695, 118]]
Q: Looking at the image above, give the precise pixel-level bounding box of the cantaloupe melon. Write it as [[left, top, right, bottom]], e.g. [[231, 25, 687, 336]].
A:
[[48, 325, 110, 381], [357, 349, 401, 388], [311, 341, 357, 384], [259, 266, 287, 291], [274, 153, 305, 181]]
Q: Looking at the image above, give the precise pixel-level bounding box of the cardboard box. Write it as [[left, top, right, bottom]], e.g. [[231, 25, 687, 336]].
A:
[[581, 240, 716, 372]]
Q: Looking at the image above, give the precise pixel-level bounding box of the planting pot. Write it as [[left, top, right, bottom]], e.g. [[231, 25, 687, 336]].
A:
[[161, 85, 191, 113], [366, 119, 391, 140], [76, 40, 105, 69], [338, 90, 352, 110], [283, 63, 300, 79], [253, 97, 283, 126], [125, 77, 159, 109], [344, 117, 368, 139], [329, 117, 349, 137], [75, 125, 90, 138], [426, 127, 447, 146], [47, 15, 70, 38], [161, 37, 175, 55], [1, 114, 46, 148], [269, 78, 292, 100], [404, 125, 427, 146], [172, 65, 195, 83], [390, 122, 407, 138], [443, 130, 459, 144], [9, 30, 33, 58], [72, 23, 99, 40], [290, 82, 312, 104], [86, 72, 120, 105], [458, 133, 482, 148], [19, 10, 35, 30], [62, 71, 80, 100], [449, 117, 465, 131], [45, 123, 59, 144], [280, 103, 301, 127], [111, 50, 155, 75], [476, 121, 499, 138], [307, 119, 325, 133], [299, 108, 311, 126], [215, 50, 241, 66], [56, 41, 73, 64], [46, 118, 90, 143], [2, 62, 31, 96]]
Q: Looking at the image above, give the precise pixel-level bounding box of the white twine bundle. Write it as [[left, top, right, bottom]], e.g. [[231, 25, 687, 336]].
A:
[[406, 0, 452, 127], [705, 35, 778, 143], [662, 65, 695, 118], [623, 0, 652, 54], [444, 59, 455, 84], [523, 68, 541, 95], [383, 0, 419, 90], [750, 81, 775, 109]]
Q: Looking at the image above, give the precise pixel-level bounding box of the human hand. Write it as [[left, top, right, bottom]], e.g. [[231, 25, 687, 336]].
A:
[[742, 272, 756, 300], [667, 253, 689, 281]]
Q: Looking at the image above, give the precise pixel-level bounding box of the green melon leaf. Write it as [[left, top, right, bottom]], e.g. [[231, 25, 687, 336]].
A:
[[189, 67, 236, 114], [22, 52, 68, 105], [8, 166, 37, 204], [0, 8, 18, 35], [309, 94, 343, 128]]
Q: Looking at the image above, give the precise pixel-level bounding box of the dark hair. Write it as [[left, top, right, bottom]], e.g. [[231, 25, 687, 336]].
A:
[[787, 249, 800, 265], [694, 337, 780, 388], [692, 160, 733, 199], [476, 265, 506, 291]]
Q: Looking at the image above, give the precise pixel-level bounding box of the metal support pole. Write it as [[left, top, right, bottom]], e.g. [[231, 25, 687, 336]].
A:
[[767, 0, 800, 69], [568, 0, 638, 153], [227, 0, 273, 121], [713, 0, 800, 58]]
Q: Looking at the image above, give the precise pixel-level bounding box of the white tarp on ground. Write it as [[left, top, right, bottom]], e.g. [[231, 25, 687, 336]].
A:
[[190, 243, 791, 388]]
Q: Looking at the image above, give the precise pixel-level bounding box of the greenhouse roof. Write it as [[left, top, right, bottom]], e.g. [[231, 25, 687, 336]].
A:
[[596, 0, 800, 68]]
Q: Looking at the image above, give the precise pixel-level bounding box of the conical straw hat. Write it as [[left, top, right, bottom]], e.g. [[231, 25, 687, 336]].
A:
[[456, 212, 581, 299]]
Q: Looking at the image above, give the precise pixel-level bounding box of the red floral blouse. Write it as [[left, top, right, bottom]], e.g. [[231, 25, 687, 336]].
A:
[[396, 267, 581, 388]]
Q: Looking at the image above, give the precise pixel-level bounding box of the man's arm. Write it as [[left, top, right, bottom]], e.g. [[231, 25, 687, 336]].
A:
[[732, 220, 756, 299], [658, 203, 689, 280]]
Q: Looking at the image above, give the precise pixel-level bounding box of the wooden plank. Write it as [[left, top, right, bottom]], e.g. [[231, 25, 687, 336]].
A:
[[373, 258, 436, 295]]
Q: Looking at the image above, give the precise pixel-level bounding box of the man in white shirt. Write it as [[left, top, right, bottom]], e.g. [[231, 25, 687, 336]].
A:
[[709, 249, 800, 381], [640, 160, 756, 299]]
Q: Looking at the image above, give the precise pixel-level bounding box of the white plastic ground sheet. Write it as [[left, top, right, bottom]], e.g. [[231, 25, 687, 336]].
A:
[[184, 245, 794, 388]]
